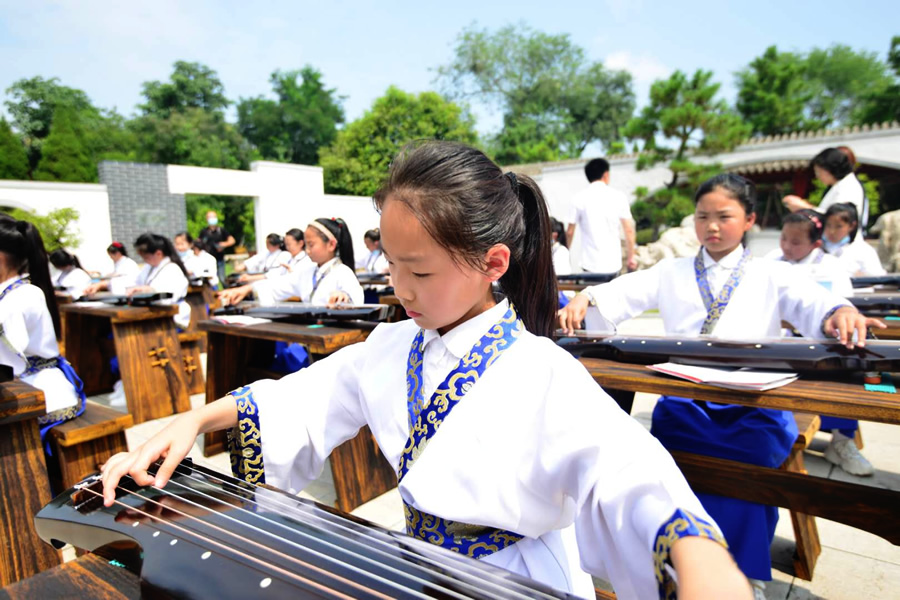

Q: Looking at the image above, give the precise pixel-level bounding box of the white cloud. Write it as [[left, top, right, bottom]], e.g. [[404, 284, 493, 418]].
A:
[[604, 50, 670, 86]]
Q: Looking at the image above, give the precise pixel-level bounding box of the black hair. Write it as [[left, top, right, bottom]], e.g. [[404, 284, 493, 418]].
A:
[[312, 218, 355, 268], [49, 249, 84, 271], [782, 209, 824, 243], [584, 158, 610, 183], [373, 140, 556, 337], [811, 148, 854, 180], [134, 232, 189, 276], [364, 228, 381, 243], [284, 228, 304, 247], [107, 241, 129, 257], [824, 203, 859, 243], [191, 238, 209, 253], [174, 231, 193, 244], [266, 233, 285, 250], [0, 214, 61, 338], [694, 173, 758, 216], [549, 217, 568, 248]]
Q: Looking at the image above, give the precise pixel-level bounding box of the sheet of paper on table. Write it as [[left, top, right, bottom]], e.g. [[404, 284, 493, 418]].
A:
[[648, 362, 798, 391], [210, 315, 272, 326]]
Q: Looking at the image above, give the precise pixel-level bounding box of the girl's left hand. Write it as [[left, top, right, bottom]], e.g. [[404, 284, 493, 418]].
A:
[[824, 306, 886, 348], [327, 291, 351, 307], [126, 285, 152, 297]]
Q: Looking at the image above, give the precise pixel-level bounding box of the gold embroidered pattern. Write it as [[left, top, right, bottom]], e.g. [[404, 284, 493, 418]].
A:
[[227, 386, 266, 485], [653, 509, 728, 600]]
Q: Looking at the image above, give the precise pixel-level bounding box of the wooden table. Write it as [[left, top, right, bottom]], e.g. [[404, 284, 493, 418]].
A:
[[0, 380, 61, 586], [581, 358, 900, 545], [198, 318, 397, 513], [60, 303, 191, 424], [0, 553, 139, 599]]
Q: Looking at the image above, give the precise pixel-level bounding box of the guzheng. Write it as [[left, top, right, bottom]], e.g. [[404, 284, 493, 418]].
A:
[[35, 460, 578, 599], [76, 292, 174, 306], [215, 302, 391, 324], [556, 332, 900, 374], [556, 273, 617, 284], [851, 275, 900, 288], [848, 294, 900, 315]]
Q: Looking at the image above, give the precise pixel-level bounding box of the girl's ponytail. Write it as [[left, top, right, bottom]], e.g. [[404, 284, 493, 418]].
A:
[[135, 232, 189, 277], [12, 218, 61, 339], [501, 174, 557, 338], [315, 218, 355, 269]]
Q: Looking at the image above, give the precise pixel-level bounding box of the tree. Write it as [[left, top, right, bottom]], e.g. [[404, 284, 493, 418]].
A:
[[3, 206, 80, 251], [803, 44, 891, 127], [32, 106, 96, 182], [238, 67, 345, 165], [736, 46, 821, 135], [3, 76, 132, 172], [0, 118, 29, 179], [857, 36, 900, 125], [623, 70, 751, 235], [139, 61, 230, 118], [320, 87, 478, 196], [437, 24, 634, 164]]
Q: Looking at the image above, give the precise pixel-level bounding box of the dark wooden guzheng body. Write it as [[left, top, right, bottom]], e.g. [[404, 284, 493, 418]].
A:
[[848, 293, 900, 315], [214, 302, 391, 324], [36, 460, 577, 599], [556, 332, 900, 374], [851, 275, 900, 288]]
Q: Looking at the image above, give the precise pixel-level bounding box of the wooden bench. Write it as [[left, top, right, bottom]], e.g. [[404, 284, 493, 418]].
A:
[[177, 331, 205, 395], [47, 402, 133, 493], [780, 413, 821, 580]]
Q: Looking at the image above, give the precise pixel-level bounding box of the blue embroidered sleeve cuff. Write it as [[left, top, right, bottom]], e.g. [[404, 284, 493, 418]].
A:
[[226, 385, 266, 485], [819, 303, 852, 337], [653, 508, 728, 600]]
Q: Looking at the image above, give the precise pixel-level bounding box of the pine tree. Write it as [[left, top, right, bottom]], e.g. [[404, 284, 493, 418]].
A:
[[32, 107, 96, 182], [0, 118, 29, 180]]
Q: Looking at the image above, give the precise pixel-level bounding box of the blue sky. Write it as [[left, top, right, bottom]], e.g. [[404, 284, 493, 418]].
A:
[[1, 0, 897, 136]]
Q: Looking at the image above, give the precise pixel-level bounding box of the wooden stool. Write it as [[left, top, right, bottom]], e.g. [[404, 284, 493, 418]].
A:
[[48, 403, 133, 492], [178, 331, 206, 395], [779, 413, 822, 581]]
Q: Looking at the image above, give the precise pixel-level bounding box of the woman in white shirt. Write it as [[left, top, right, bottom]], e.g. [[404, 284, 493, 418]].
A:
[[783, 147, 867, 233], [0, 215, 84, 446], [49, 249, 93, 300], [84, 242, 140, 296], [129, 233, 191, 329], [221, 218, 363, 307]]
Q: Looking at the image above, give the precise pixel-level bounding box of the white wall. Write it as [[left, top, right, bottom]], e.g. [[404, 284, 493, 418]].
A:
[[0, 180, 113, 272]]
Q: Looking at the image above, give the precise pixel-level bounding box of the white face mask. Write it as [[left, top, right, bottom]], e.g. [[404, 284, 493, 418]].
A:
[[207, 216, 218, 226], [823, 235, 851, 253], [178, 250, 191, 260]]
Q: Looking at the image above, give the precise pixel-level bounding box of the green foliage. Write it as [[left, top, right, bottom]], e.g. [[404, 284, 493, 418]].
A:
[[3, 206, 80, 251], [320, 86, 478, 196], [804, 44, 891, 127], [736, 46, 821, 135], [185, 194, 255, 248], [32, 107, 96, 182], [238, 67, 345, 165], [130, 108, 253, 169], [437, 23, 634, 164], [857, 36, 900, 125], [139, 61, 230, 118], [0, 118, 29, 179], [624, 70, 750, 236], [4, 76, 135, 174]]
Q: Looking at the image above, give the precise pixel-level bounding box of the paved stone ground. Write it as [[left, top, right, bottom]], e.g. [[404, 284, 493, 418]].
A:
[[88, 311, 899, 599]]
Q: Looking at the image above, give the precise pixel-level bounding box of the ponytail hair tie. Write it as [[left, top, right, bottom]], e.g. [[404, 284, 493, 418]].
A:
[[505, 171, 518, 191]]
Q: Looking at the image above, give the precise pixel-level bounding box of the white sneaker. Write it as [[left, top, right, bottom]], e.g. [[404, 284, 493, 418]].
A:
[[749, 579, 767, 600], [824, 433, 874, 476], [108, 380, 127, 408]]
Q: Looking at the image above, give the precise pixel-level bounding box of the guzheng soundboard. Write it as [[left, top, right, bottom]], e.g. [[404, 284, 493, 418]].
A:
[[35, 460, 579, 599], [214, 302, 391, 324]]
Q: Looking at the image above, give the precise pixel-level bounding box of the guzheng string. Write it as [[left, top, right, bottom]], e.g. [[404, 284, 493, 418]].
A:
[[78, 485, 383, 600], [160, 464, 553, 600]]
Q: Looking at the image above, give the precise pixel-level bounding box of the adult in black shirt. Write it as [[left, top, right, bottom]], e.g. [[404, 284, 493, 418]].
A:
[[198, 210, 235, 282]]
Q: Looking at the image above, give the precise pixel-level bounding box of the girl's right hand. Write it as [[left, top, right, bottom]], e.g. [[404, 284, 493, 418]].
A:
[[218, 285, 252, 306], [100, 412, 200, 507], [557, 293, 590, 335]]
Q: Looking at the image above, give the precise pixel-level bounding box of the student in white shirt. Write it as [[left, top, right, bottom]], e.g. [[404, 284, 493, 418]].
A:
[[102, 141, 752, 600], [567, 158, 636, 274], [356, 228, 389, 274], [550, 217, 572, 276], [822, 203, 886, 277], [221, 218, 362, 307], [783, 147, 867, 233], [49, 249, 93, 300], [0, 215, 85, 446], [84, 242, 140, 296], [262, 228, 310, 280], [187, 239, 220, 288], [560, 174, 881, 598], [763, 209, 853, 297], [129, 233, 191, 329], [238, 232, 296, 283]]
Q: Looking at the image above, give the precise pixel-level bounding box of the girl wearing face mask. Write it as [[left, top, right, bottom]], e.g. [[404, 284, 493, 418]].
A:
[[822, 203, 885, 277]]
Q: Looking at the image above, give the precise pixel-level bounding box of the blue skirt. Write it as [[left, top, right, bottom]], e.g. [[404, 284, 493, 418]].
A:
[[650, 396, 797, 581]]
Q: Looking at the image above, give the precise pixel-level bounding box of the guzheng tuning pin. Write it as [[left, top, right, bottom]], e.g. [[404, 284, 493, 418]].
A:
[[71, 474, 105, 513]]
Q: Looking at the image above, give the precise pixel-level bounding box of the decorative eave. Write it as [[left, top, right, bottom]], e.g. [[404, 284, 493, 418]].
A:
[[726, 159, 809, 175]]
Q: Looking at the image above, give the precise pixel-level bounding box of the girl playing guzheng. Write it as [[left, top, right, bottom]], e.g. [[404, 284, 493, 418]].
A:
[[559, 173, 883, 600], [102, 142, 751, 600]]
